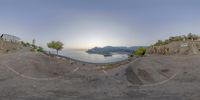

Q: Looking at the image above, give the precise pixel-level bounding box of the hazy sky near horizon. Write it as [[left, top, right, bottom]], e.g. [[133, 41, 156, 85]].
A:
[[0, 0, 200, 49]]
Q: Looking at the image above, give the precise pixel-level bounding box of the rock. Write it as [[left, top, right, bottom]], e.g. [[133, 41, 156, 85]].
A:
[[146, 41, 200, 55]]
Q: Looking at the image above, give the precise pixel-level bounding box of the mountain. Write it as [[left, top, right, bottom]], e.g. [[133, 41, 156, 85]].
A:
[[87, 46, 148, 56]]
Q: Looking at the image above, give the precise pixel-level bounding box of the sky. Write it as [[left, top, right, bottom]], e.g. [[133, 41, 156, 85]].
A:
[[0, 0, 200, 49]]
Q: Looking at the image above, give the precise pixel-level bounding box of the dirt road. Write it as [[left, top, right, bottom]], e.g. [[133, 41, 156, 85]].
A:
[[0, 48, 200, 100]]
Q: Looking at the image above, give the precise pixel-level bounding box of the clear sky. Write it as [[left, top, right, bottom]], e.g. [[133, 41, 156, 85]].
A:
[[0, 0, 200, 49]]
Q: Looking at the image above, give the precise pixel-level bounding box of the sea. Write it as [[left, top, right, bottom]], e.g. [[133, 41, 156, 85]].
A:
[[55, 49, 129, 63]]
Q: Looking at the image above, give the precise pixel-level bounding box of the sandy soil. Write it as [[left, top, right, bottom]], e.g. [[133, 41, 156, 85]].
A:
[[0, 48, 200, 100]]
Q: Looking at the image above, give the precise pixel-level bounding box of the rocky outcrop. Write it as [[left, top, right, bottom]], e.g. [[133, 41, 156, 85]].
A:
[[0, 40, 22, 53], [146, 41, 200, 55]]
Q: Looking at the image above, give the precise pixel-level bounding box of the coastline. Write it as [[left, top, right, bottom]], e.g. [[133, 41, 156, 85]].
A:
[[43, 51, 131, 65]]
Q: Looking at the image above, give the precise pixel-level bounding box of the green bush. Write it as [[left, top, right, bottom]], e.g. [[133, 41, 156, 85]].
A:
[[37, 46, 44, 52], [134, 48, 146, 57]]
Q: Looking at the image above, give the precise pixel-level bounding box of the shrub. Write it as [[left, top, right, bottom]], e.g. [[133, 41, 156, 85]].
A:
[[21, 41, 26, 47], [31, 44, 37, 49], [26, 42, 31, 47], [37, 46, 44, 52], [134, 48, 146, 57]]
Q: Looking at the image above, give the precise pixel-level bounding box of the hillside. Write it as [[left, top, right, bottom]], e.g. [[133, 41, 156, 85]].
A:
[[146, 33, 200, 55], [0, 40, 22, 53], [87, 46, 147, 56], [147, 41, 200, 55]]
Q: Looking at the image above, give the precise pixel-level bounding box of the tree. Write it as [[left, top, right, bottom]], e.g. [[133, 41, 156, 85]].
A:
[[21, 41, 26, 47], [187, 33, 199, 40], [26, 42, 31, 47], [47, 41, 64, 55], [187, 33, 193, 40]]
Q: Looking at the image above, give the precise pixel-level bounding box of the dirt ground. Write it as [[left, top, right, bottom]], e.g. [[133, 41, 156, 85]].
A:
[[0, 48, 200, 100]]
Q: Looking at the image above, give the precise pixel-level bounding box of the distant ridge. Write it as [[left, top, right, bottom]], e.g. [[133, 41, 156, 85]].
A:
[[87, 46, 148, 56]]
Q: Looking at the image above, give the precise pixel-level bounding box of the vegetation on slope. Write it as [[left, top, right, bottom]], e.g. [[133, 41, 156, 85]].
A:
[[147, 33, 200, 55], [153, 33, 199, 46]]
